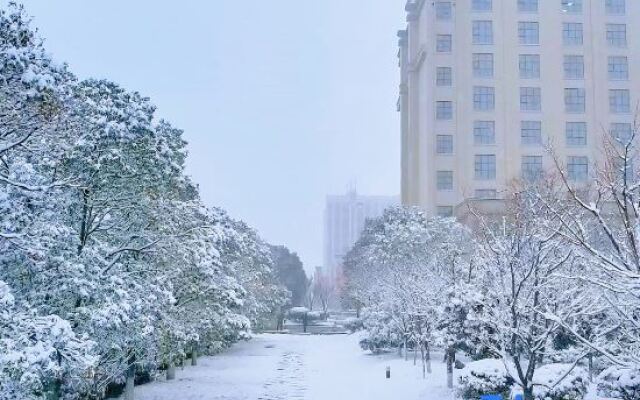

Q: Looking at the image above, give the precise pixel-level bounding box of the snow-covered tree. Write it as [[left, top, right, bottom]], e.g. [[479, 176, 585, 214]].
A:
[[535, 121, 640, 387], [343, 207, 473, 380], [0, 4, 289, 398], [469, 185, 590, 400]]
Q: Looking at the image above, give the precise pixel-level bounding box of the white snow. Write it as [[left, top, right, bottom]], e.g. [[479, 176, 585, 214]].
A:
[[122, 333, 456, 400]]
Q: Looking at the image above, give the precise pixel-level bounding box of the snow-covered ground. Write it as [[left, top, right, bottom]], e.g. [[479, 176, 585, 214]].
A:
[[123, 333, 456, 400]]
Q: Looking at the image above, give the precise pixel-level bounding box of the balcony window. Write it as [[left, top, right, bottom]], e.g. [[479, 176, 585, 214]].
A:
[[567, 156, 589, 181], [474, 121, 495, 145], [565, 88, 586, 113], [520, 87, 541, 112], [475, 154, 496, 180], [519, 54, 540, 79], [564, 55, 584, 79], [521, 121, 542, 145], [566, 122, 587, 146], [519, 22, 540, 45], [473, 53, 494, 78]]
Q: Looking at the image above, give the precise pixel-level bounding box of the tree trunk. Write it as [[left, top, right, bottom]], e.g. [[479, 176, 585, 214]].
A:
[[523, 385, 534, 400], [303, 313, 308, 333], [413, 342, 418, 366], [404, 337, 408, 361], [166, 363, 176, 380], [588, 353, 594, 382], [425, 342, 432, 374], [420, 343, 426, 379], [446, 347, 455, 388], [191, 346, 198, 366], [124, 353, 135, 400]]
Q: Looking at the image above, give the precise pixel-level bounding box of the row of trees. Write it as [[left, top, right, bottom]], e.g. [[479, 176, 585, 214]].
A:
[[0, 5, 296, 399], [343, 126, 640, 399]]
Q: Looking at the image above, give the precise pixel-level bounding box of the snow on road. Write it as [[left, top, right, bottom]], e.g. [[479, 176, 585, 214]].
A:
[[125, 334, 456, 400]]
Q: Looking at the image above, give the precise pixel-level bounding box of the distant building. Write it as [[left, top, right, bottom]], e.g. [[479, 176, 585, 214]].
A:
[[323, 190, 398, 282]]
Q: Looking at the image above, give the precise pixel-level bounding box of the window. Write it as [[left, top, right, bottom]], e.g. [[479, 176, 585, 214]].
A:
[[561, 0, 582, 13], [564, 55, 584, 79], [473, 21, 493, 45], [435, 2, 453, 20], [437, 171, 454, 190], [608, 56, 629, 80], [437, 67, 453, 86], [474, 121, 495, 145], [520, 87, 541, 112], [472, 0, 492, 12], [566, 122, 587, 146], [519, 22, 539, 45], [473, 53, 494, 78], [611, 123, 633, 143], [475, 154, 496, 180], [437, 34, 452, 52], [437, 206, 454, 218], [473, 86, 495, 111], [519, 54, 540, 79], [521, 121, 542, 145], [436, 135, 454, 154], [563, 23, 583, 46], [518, 0, 538, 12], [609, 89, 630, 113], [567, 156, 589, 181], [565, 88, 586, 113], [475, 189, 497, 199], [436, 101, 454, 119], [522, 156, 543, 181], [606, 0, 626, 15], [607, 24, 627, 47]]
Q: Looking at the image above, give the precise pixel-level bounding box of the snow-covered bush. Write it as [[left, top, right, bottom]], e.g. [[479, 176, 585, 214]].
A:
[[0, 281, 95, 400], [532, 364, 589, 400], [597, 366, 640, 400], [458, 359, 513, 400], [343, 317, 363, 333], [287, 307, 310, 321], [358, 309, 400, 353]]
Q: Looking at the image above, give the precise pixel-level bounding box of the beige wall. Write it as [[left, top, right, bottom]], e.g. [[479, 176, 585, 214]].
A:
[[399, 0, 640, 216]]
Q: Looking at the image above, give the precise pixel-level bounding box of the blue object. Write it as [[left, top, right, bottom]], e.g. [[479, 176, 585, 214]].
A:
[[513, 395, 523, 400], [480, 396, 503, 400]]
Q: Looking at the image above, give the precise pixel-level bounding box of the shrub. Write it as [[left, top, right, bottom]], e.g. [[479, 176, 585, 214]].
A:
[[343, 317, 363, 333], [597, 366, 640, 400], [458, 359, 514, 400], [532, 364, 589, 400]]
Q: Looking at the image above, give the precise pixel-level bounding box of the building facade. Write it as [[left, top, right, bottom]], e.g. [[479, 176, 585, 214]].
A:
[[399, 0, 640, 217], [323, 190, 398, 281]]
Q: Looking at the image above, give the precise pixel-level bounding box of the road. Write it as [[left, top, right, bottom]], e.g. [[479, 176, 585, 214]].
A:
[[125, 334, 454, 400]]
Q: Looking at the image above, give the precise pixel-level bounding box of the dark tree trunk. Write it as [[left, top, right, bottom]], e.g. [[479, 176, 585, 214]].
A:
[[425, 342, 432, 374], [124, 351, 136, 400], [446, 347, 455, 388], [303, 312, 308, 333], [523, 385, 534, 400], [191, 345, 198, 366]]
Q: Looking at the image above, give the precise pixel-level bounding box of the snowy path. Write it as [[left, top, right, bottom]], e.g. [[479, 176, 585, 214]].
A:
[[124, 334, 457, 400]]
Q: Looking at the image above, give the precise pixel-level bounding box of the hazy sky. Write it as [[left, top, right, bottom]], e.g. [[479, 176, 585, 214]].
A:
[[7, 1, 405, 272]]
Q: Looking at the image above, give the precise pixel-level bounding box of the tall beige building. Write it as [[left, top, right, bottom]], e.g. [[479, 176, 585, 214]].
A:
[[398, 0, 639, 217]]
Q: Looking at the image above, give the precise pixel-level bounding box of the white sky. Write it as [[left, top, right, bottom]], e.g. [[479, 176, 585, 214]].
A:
[[7, 1, 405, 272]]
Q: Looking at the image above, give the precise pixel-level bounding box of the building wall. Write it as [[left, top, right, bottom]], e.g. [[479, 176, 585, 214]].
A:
[[399, 0, 640, 216], [323, 191, 398, 281]]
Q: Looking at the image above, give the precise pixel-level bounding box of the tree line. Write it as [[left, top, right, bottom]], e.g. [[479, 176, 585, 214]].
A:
[[343, 125, 640, 400], [0, 4, 306, 399]]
